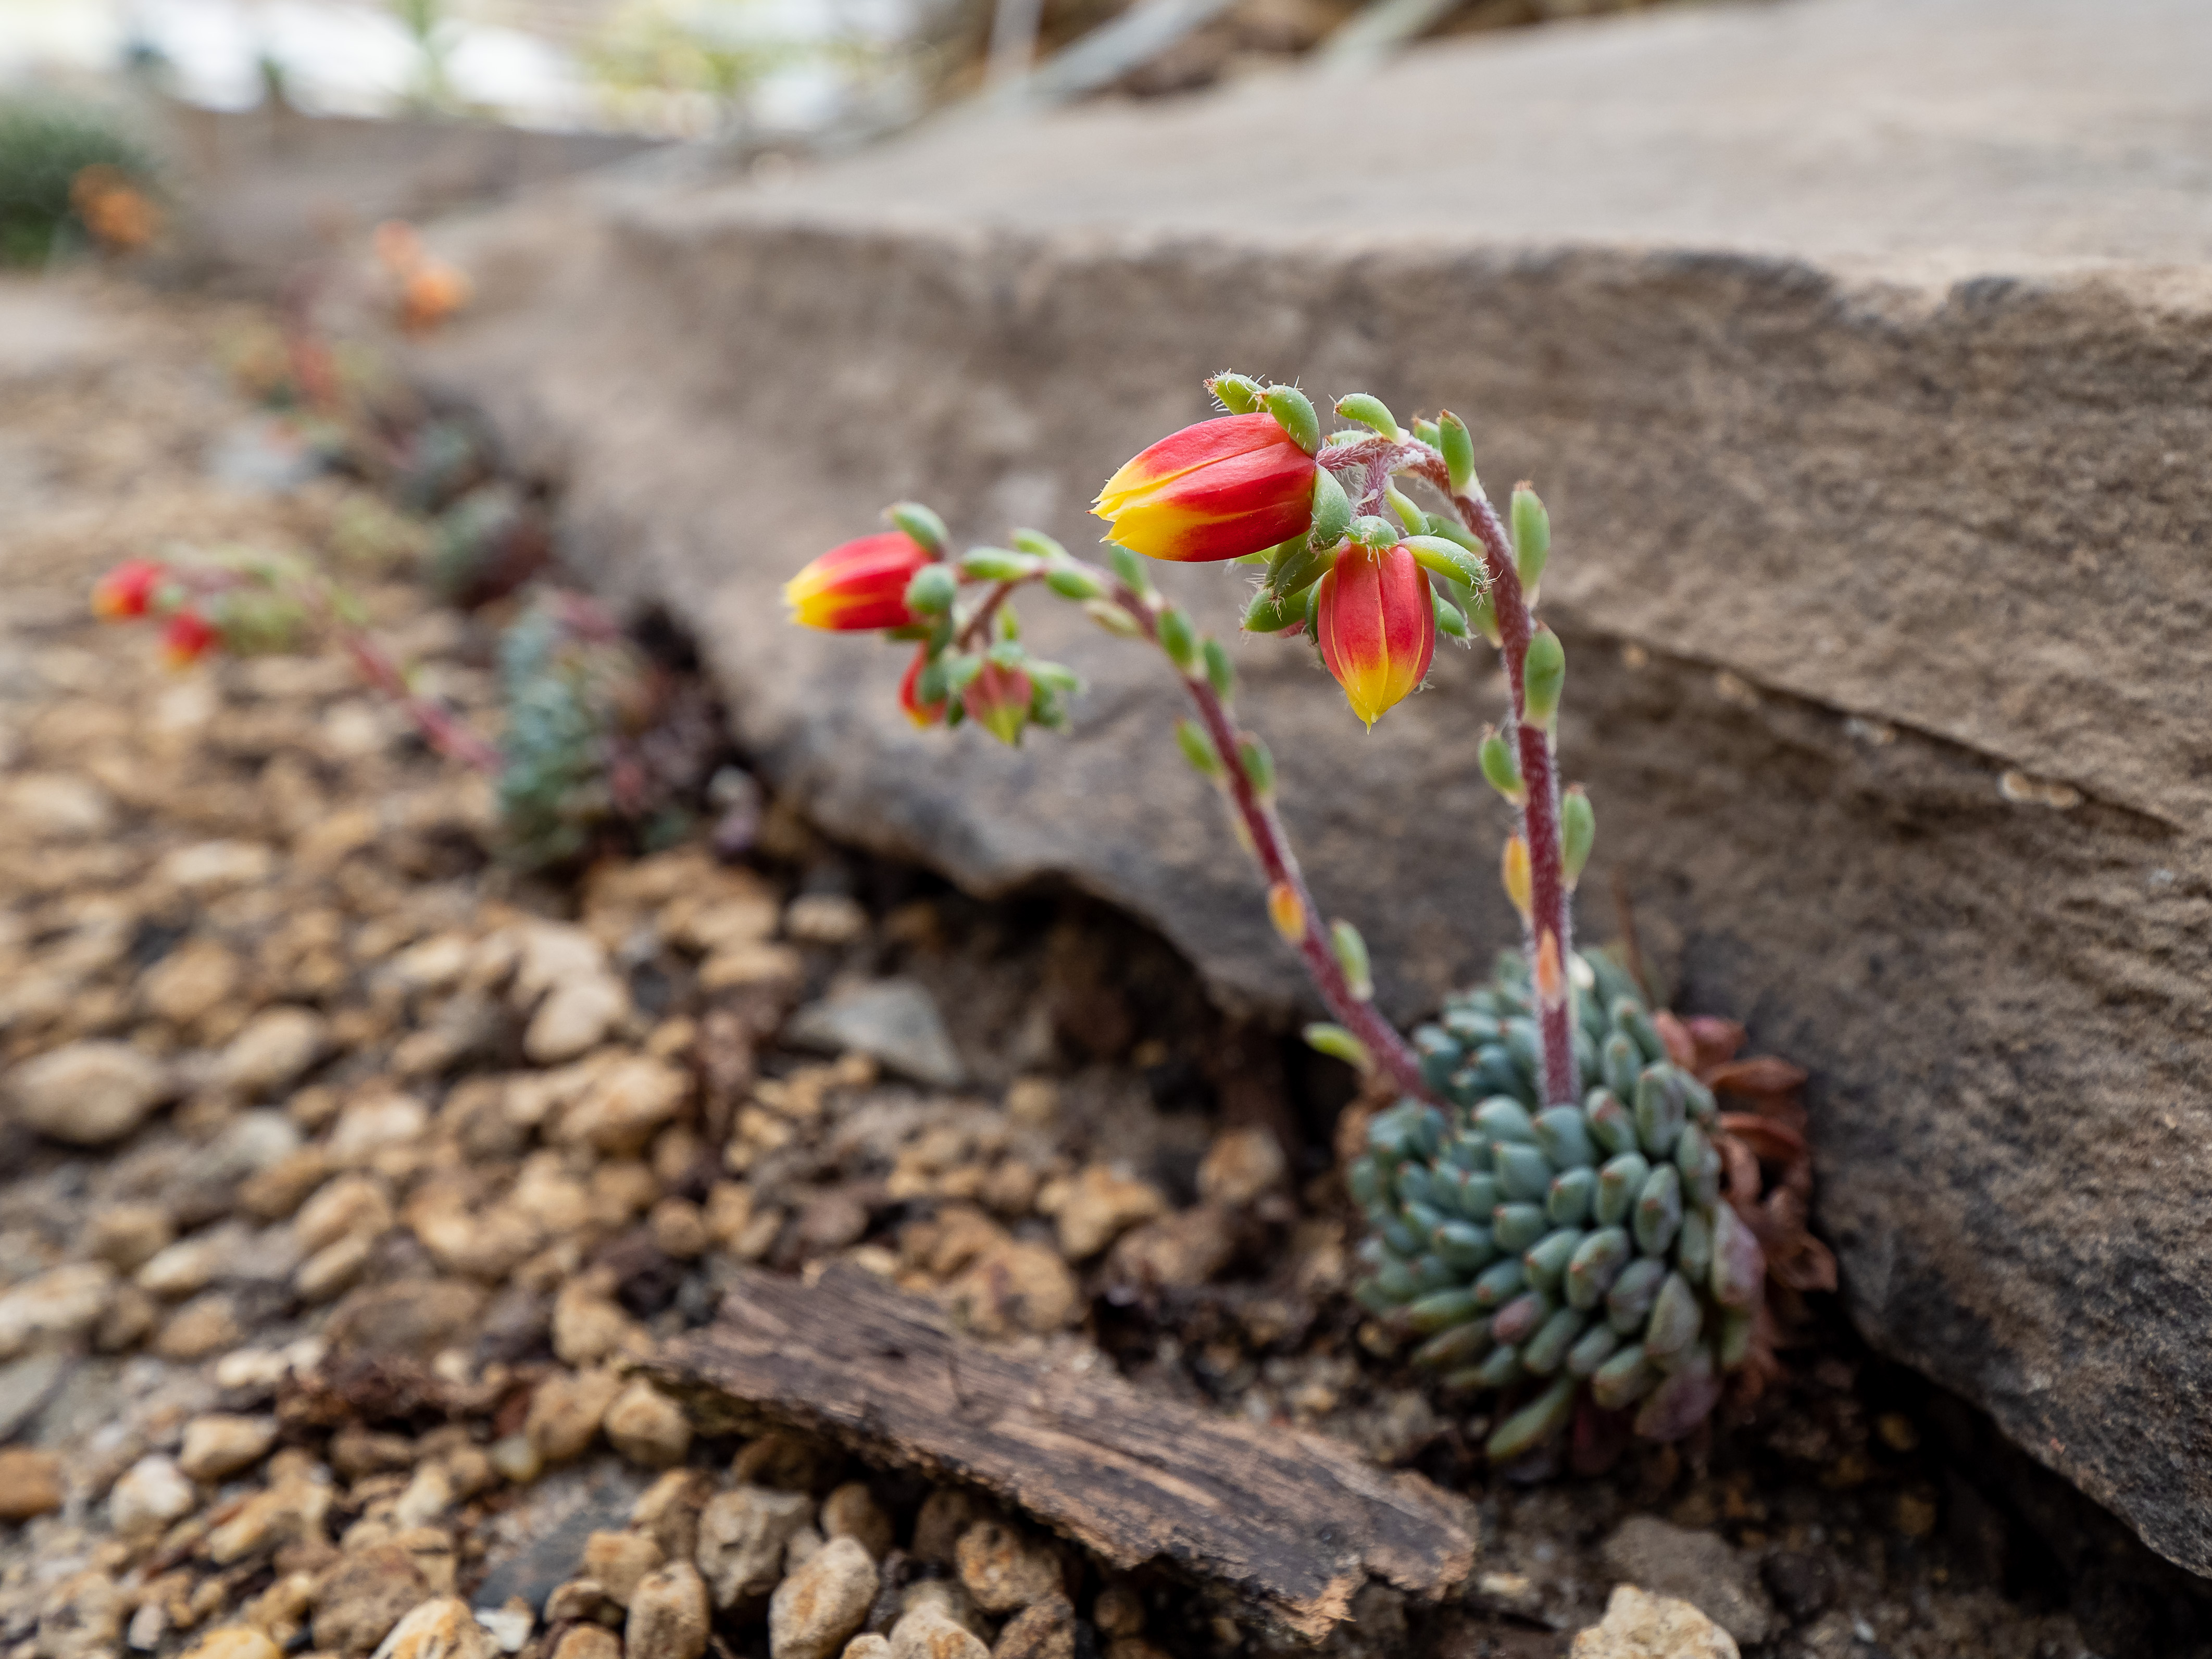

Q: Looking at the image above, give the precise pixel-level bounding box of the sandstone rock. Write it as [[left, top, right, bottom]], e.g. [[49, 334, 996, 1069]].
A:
[[5, 1041, 167, 1145], [155, 1291, 245, 1358], [1091, 1585, 1144, 1638], [179, 1413, 280, 1481], [1103, 1205, 1238, 1292], [8, 772, 112, 839], [370, 1597, 491, 1659], [0, 1351, 69, 1441], [1196, 1127, 1286, 1208], [695, 1484, 814, 1608], [207, 1454, 334, 1562], [843, 1640, 892, 1659], [784, 894, 867, 945], [86, 1202, 174, 1271], [1570, 1586, 1739, 1659], [991, 1595, 1074, 1659], [769, 1535, 879, 1659], [138, 1224, 243, 1299], [819, 1482, 894, 1561], [525, 1368, 624, 1465], [955, 1519, 1062, 1614], [110, 1453, 197, 1534], [603, 1378, 693, 1468], [217, 1007, 329, 1095], [298, 1232, 378, 1303], [582, 1530, 664, 1605], [632, 1468, 715, 1562], [0, 1445, 63, 1520], [786, 980, 962, 1087], [0, 1262, 116, 1359], [625, 1562, 709, 1659], [1050, 1166, 1165, 1262], [315, 1552, 435, 1659], [413, 0, 2212, 1577], [552, 1282, 642, 1367], [910, 1489, 985, 1566], [329, 1093, 432, 1165], [1599, 1518, 1776, 1646]]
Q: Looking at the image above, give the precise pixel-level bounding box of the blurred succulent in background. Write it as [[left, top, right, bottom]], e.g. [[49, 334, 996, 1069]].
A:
[[0, 97, 160, 265], [430, 483, 553, 607], [496, 593, 724, 870]]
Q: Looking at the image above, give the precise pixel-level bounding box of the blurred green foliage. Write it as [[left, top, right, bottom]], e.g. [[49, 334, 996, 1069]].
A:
[[0, 97, 157, 266]]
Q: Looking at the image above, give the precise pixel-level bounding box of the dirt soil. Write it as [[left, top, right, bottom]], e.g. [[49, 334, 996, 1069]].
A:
[[1, 274, 2205, 1659]]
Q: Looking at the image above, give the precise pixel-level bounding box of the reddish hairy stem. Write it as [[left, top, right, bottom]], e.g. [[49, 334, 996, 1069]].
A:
[[341, 628, 504, 775], [1107, 582, 1436, 1104], [1400, 450, 1578, 1105]]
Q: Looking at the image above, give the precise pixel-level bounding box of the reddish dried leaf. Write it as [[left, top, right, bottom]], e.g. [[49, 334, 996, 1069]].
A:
[[1717, 1113, 1808, 1162], [1685, 1016, 1747, 1069], [1716, 1131, 1764, 1212], [1707, 1056, 1809, 1096], [1652, 1010, 1698, 1070], [1771, 1233, 1839, 1293], [1634, 1364, 1726, 1443]]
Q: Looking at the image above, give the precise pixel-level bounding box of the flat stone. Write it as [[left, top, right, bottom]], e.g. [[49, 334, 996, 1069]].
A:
[[1599, 1518, 1774, 1646], [416, 0, 2212, 1579], [786, 980, 963, 1087], [475, 1459, 651, 1614], [0, 1445, 63, 1521], [0, 1350, 71, 1440], [1570, 1586, 1738, 1659], [5, 1041, 168, 1145]]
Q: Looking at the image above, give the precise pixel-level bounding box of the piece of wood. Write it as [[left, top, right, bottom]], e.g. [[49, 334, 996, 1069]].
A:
[[648, 1265, 1476, 1643]]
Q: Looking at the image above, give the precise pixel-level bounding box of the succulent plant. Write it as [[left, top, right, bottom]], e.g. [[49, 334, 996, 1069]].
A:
[[1348, 947, 1771, 1463]]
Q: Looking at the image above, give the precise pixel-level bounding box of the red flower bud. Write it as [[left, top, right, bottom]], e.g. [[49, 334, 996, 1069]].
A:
[[91, 558, 167, 620], [963, 662, 1032, 746], [899, 646, 946, 728], [1315, 542, 1434, 728], [159, 608, 219, 669], [1094, 414, 1317, 563], [785, 532, 932, 631]]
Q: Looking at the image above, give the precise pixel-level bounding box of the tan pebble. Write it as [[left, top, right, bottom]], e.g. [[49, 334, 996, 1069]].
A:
[[842, 1640, 892, 1659], [888, 1612, 989, 1659], [991, 1594, 1074, 1659], [178, 1414, 280, 1481], [941, 1241, 1078, 1338], [695, 1485, 814, 1608], [1196, 1126, 1288, 1207], [551, 1629, 622, 1659], [1569, 1586, 1740, 1659], [1090, 1583, 1144, 1638], [180, 1629, 283, 1659], [625, 1562, 710, 1659], [524, 1369, 624, 1465], [85, 1202, 174, 1271], [631, 1467, 714, 1562], [583, 1530, 665, 1606], [552, 1282, 642, 1368], [526, 974, 630, 1065], [296, 1175, 394, 1253], [604, 1378, 693, 1469], [155, 1292, 245, 1359], [296, 1233, 377, 1304], [217, 1007, 330, 1096], [0, 1445, 64, 1521], [308, 1543, 429, 1655], [1052, 1166, 1166, 1261], [769, 1535, 879, 1659], [5, 1041, 168, 1146], [820, 1482, 894, 1561], [369, 1596, 492, 1659], [909, 1490, 985, 1567], [543, 1579, 614, 1625], [955, 1519, 1061, 1614], [649, 1197, 708, 1260]]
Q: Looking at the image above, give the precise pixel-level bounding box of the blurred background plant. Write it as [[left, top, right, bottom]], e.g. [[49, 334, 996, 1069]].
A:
[[0, 94, 160, 264]]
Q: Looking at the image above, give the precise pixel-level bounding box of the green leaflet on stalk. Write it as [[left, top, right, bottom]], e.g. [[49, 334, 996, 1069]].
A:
[[1304, 1023, 1372, 1071]]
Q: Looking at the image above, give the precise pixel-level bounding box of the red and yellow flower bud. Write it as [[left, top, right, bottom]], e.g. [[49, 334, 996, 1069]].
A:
[[784, 532, 933, 632], [159, 608, 218, 669], [963, 662, 1032, 745], [1267, 881, 1306, 944], [91, 559, 167, 620], [899, 647, 946, 728], [1314, 542, 1435, 727], [1093, 414, 1318, 563]]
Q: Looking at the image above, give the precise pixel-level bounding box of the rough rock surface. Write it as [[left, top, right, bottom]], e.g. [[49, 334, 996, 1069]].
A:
[[411, 0, 2212, 1578]]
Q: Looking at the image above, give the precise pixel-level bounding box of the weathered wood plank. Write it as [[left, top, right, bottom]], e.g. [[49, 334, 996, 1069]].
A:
[[647, 1265, 1477, 1642]]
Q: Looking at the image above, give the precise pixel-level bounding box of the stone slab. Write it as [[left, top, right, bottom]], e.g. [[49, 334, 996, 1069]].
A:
[[410, 0, 2212, 1581]]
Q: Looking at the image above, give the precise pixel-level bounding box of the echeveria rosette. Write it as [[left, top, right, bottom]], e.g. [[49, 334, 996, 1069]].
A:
[[1093, 414, 1319, 563], [1347, 947, 1780, 1465], [783, 531, 934, 632]]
